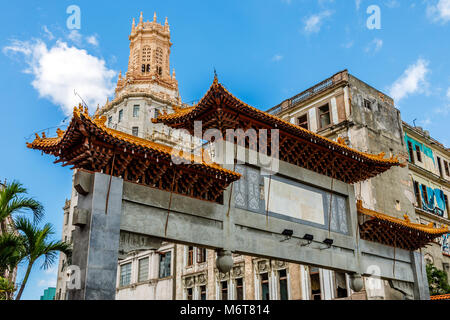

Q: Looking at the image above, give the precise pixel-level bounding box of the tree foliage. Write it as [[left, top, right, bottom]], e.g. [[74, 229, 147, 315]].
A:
[[426, 263, 450, 296]]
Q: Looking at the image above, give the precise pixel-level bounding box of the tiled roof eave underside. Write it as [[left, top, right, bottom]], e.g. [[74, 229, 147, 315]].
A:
[[27, 108, 241, 204], [357, 201, 448, 251], [28, 110, 240, 180]]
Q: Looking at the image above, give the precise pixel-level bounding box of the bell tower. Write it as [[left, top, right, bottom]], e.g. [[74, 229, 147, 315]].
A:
[[115, 12, 179, 102]]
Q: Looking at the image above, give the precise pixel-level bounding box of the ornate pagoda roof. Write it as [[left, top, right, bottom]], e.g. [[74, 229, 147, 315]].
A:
[[27, 105, 241, 203], [357, 200, 449, 251], [154, 77, 402, 184]]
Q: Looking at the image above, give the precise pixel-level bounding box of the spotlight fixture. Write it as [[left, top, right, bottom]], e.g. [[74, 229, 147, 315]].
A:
[[280, 229, 294, 242], [323, 238, 334, 247], [299, 233, 314, 247], [282, 229, 294, 237]]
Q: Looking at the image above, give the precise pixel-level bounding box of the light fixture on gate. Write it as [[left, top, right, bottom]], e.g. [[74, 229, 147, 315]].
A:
[[322, 238, 334, 249], [300, 234, 314, 247], [280, 229, 294, 242]]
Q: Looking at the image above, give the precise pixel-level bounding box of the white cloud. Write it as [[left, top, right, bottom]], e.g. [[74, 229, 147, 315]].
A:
[[67, 30, 82, 45], [342, 40, 354, 49], [303, 11, 333, 34], [272, 54, 283, 62], [434, 87, 450, 115], [38, 278, 57, 287], [3, 39, 116, 115], [42, 26, 54, 40], [427, 0, 450, 23], [86, 35, 99, 47], [388, 58, 430, 103], [365, 38, 383, 54]]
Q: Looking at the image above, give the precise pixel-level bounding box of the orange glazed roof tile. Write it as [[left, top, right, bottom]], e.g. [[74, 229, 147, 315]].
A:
[[155, 77, 402, 167], [357, 200, 449, 236], [357, 200, 449, 251], [430, 294, 450, 300], [27, 105, 241, 180]]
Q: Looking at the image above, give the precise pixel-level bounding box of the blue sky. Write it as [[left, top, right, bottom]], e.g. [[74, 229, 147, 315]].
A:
[[0, 0, 449, 299]]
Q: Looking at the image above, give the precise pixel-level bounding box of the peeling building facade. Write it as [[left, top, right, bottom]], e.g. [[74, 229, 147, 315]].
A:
[[402, 122, 450, 276]]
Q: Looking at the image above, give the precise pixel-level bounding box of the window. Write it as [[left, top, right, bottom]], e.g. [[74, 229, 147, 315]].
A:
[[146, 64, 151, 73], [132, 127, 139, 137], [318, 104, 331, 129], [235, 278, 244, 300], [298, 114, 308, 130], [413, 181, 422, 209], [138, 257, 149, 282], [437, 157, 443, 178], [197, 247, 206, 264], [186, 288, 193, 300], [415, 145, 422, 162], [444, 194, 449, 214], [221, 281, 228, 300], [364, 99, 372, 110], [444, 161, 450, 177], [64, 212, 69, 225], [159, 252, 171, 278], [133, 105, 140, 118], [309, 267, 321, 300], [261, 273, 270, 300], [334, 272, 348, 298], [187, 246, 194, 266], [118, 110, 123, 123], [141, 64, 146, 73], [278, 269, 288, 300], [407, 141, 415, 163], [108, 116, 112, 127], [200, 285, 207, 300], [61, 259, 65, 272], [154, 109, 160, 119], [421, 185, 428, 205], [120, 263, 132, 287]]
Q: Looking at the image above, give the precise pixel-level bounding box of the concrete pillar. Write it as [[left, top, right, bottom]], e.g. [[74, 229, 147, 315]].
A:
[[411, 251, 430, 300], [68, 172, 123, 300]]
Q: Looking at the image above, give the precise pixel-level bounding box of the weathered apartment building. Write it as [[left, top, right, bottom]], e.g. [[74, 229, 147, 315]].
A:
[[402, 123, 450, 273], [54, 13, 449, 301]]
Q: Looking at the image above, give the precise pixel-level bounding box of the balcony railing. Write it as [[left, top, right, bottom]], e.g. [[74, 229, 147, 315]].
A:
[[267, 70, 348, 115]]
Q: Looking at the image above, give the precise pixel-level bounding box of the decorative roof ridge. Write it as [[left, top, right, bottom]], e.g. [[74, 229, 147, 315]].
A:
[[156, 79, 403, 166], [357, 200, 449, 235]]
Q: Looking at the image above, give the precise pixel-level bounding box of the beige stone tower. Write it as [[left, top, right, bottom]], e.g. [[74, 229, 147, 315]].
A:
[[115, 12, 179, 101]]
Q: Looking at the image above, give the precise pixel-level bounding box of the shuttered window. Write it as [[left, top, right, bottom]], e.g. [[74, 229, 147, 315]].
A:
[[120, 263, 132, 287], [138, 257, 149, 282]]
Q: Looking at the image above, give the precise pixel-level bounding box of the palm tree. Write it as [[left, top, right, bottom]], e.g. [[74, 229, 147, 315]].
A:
[[0, 233, 24, 277], [0, 181, 44, 233], [14, 217, 71, 300]]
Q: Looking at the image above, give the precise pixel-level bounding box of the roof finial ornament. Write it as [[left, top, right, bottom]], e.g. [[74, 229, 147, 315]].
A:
[[165, 17, 168, 26], [132, 18, 136, 31], [172, 68, 176, 79], [153, 12, 157, 22], [213, 67, 218, 84], [139, 12, 144, 25]]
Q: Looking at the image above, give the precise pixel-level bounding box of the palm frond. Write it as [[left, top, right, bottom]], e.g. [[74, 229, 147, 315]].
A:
[[0, 181, 44, 224]]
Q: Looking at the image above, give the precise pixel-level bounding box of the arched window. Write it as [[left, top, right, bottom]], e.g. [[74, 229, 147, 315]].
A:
[[147, 64, 151, 72], [155, 47, 163, 76], [141, 64, 146, 73]]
